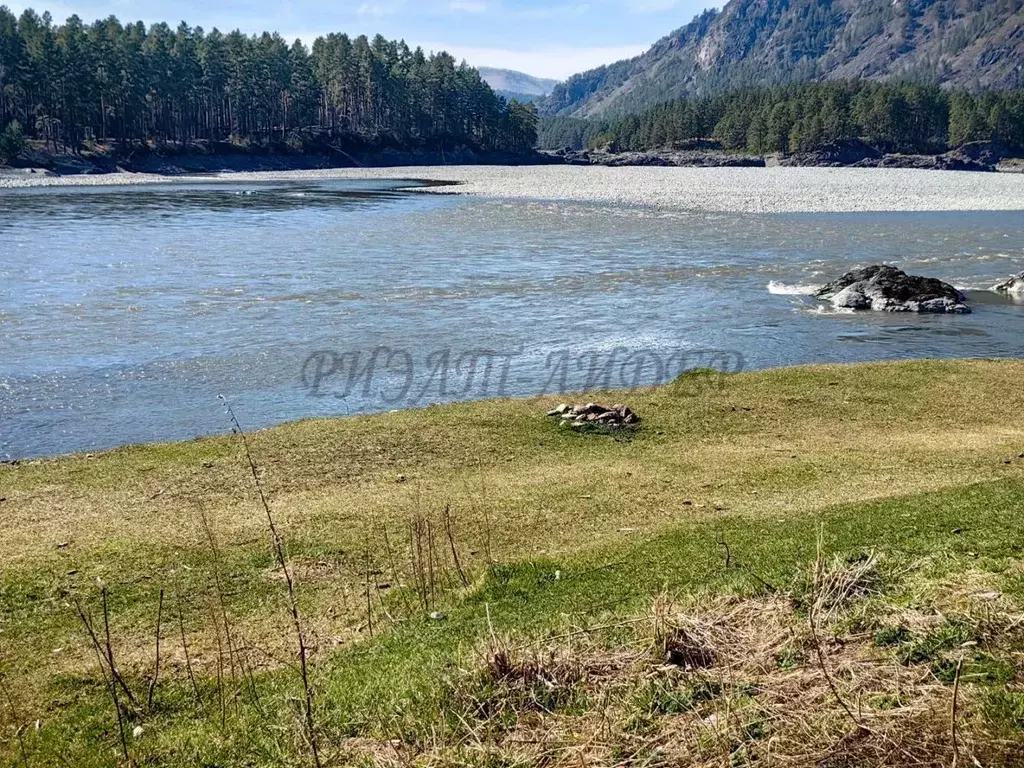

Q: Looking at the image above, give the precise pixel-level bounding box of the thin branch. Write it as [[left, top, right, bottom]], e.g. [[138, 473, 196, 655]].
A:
[[443, 504, 470, 588], [199, 508, 263, 712], [100, 587, 139, 709], [147, 587, 165, 711], [716, 532, 776, 592], [0, 675, 31, 768], [364, 542, 374, 639], [381, 521, 414, 616], [951, 655, 965, 768], [207, 600, 226, 727], [808, 532, 864, 733], [175, 587, 202, 707], [198, 510, 239, 690], [75, 599, 131, 765], [221, 396, 322, 768], [716, 531, 732, 569]]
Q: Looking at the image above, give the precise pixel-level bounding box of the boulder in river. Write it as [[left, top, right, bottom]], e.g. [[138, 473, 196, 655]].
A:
[[816, 265, 970, 314], [992, 272, 1024, 295]]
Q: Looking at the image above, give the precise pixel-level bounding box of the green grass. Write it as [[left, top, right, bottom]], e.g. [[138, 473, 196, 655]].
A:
[[2, 360, 1024, 765]]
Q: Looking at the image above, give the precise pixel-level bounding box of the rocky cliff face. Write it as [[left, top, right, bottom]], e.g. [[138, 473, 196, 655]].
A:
[[544, 0, 1024, 118]]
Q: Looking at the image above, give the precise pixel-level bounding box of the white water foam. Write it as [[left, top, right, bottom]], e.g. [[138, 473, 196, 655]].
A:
[[767, 281, 821, 296], [990, 276, 1024, 295], [802, 304, 856, 315]]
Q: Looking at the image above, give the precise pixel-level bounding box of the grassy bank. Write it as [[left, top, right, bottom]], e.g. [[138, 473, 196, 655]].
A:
[[2, 359, 1024, 766]]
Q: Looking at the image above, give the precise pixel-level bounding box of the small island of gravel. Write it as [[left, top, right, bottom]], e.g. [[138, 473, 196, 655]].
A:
[[4, 165, 1024, 214]]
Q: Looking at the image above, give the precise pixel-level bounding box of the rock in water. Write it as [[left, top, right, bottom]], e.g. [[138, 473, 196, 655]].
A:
[[816, 265, 970, 314], [992, 272, 1024, 295]]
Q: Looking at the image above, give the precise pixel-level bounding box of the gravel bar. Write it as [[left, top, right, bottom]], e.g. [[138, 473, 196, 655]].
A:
[[3, 164, 1024, 213]]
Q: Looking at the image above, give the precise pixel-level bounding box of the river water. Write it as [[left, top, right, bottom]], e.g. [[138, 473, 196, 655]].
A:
[[2, 177, 1023, 458]]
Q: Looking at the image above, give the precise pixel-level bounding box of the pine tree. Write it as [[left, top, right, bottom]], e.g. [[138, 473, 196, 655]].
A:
[[0, 7, 536, 158]]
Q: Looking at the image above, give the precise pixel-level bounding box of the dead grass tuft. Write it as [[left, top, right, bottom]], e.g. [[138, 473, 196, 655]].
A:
[[349, 574, 1024, 767], [804, 549, 883, 624]]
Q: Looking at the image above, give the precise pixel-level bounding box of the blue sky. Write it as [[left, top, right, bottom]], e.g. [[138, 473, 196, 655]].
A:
[[3, 0, 718, 79]]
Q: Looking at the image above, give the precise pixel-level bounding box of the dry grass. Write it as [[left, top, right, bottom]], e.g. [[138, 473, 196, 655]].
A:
[[3, 360, 1024, 765], [347, 559, 1024, 767], [2, 360, 1023, 657]]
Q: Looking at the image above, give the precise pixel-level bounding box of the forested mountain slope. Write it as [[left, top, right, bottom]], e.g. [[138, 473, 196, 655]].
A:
[[544, 0, 1024, 118]]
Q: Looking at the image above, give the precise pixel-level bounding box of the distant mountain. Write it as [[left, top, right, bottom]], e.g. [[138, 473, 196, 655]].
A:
[[544, 0, 1024, 118], [479, 67, 559, 102]]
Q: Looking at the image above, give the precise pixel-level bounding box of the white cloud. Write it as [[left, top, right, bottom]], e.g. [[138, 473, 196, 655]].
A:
[[419, 42, 648, 80], [357, 0, 405, 17], [449, 0, 488, 12]]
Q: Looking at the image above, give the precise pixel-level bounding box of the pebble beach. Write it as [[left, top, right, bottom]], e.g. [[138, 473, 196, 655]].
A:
[[3, 164, 1024, 213]]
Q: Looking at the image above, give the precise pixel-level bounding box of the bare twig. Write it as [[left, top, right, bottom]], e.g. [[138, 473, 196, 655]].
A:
[[207, 601, 226, 727], [199, 499, 262, 711], [381, 522, 414, 616], [364, 542, 374, 639], [425, 520, 438, 603], [100, 586, 139, 710], [807, 605, 863, 730], [375, 587, 397, 625], [221, 396, 322, 768], [951, 655, 965, 768], [410, 516, 430, 611], [808, 532, 864, 733], [0, 675, 31, 767], [485, 603, 498, 652], [716, 532, 776, 592], [198, 511, 239, 689], [482, 504, 494, 565], [174, 587, 202, 707], [75, 599, 131, 765], [443, 504, 470, 588], [716, 531, 732, 569], [147, 587, 165, 711]]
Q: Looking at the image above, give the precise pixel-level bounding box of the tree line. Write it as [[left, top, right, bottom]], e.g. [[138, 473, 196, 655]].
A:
[[539, 81, 1024, 156], [0, 7, 539, 160]]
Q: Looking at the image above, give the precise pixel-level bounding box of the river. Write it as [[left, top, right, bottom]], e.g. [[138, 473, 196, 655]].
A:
[[2, 175, 1023, 458]]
